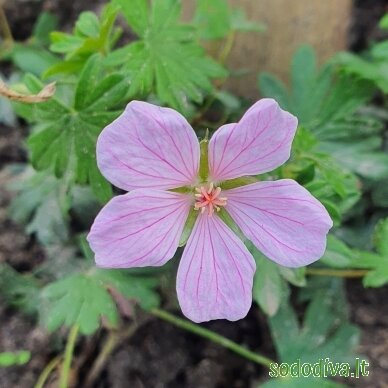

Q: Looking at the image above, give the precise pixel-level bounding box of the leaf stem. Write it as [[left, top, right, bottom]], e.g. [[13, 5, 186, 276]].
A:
[[84, 322, 140, 387], [150, 308, 274, 368], [84, 331, 119, 387], [0, 5, 13, 47], [59, 324, 79, 388], [34, 356, 61, 388], [218, 30, 235, 65], [306, 268, 368, 278]]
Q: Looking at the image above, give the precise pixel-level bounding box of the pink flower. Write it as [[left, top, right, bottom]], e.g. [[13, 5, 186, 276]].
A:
[[87, 99, 332, 323]]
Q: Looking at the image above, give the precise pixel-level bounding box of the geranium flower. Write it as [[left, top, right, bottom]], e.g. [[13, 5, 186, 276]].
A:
[[87, 99, 332, 323]]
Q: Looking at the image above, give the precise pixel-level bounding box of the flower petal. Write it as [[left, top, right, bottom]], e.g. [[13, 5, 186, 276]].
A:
[[209, 99, 297, 181], [224, 180, 333, 267], [177, 213, 256, 323], [97, 101, 200, 191], [87, 190, 192, 268]]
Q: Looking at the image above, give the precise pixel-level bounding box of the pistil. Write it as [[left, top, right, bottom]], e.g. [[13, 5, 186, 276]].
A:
[[194, 183, 227, 216]]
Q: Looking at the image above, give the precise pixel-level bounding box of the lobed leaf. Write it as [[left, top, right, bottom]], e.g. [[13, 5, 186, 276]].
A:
[[113, 0, 227, 112]]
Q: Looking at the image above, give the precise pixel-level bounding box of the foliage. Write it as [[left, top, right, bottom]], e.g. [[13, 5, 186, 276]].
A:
[[336, 13, 388, 94], [41, 269, 159, 335], [250, 244, 305, 317], [0, 351, 31, 367], [277, 278, 360, 364], [8, 168, 70, 244], [259, 278, 359, 386], [321, 218, 388, 287], [259, 45, 388, 181], [108, 0, 227, 112], [0, 73, 17, 125], [47, 5, 120, 75], [195, 0, 265, 40], [0, 263, 40, 315], [14, 55, 128, 202]]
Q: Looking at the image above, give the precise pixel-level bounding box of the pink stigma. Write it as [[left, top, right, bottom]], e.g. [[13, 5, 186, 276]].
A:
[[194, 183, 227, 216]]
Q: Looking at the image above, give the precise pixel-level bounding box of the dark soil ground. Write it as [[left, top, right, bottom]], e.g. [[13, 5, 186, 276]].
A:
[[1, 1, 388, 387]]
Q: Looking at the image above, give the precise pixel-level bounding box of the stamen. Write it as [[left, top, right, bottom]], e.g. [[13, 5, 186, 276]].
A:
[[213, 187, 221, 198], [194, 183, 227, 216]]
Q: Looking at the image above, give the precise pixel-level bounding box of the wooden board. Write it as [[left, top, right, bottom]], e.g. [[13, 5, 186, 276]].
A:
[[183, 0, 352, 99]]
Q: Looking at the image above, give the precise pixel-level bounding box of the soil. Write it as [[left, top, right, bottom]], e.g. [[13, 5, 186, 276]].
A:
[[1, 1, 388, 388], [350, 0, 388, 51]]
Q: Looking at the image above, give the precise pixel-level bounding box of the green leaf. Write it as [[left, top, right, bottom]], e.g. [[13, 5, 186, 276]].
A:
[[113, 0, 227, 112], [32, 12, 59, 45], [258, 72, 290, 110], [0, 351, 31, 367], [12, 44, 59, 76], [40, 268, 160, 334], [46, 4, 120, 74], [322, 140, 388, 180], [195, 0, 231, 40], [321, 235, 354, 268], [319, 231, 388, 288], [0, 263, 40, 315], [230, 9, 265, 33], [22, 55, 128, 201], [269, 278, 360, 364], [357, 247, 388, 288], [295, 149, 361, 219], [335, 51, 379, 79], [0, 72, 17, 126], [278, 267, 306, 287], [336, 51, 388, 94], [194, 1, 264, 39], [373, 218, 388, 256], [41, 273, 119, 334], [259, 45, 385, 179], [113, 0, 148, 36], [371, 179, 388, 207], [50, 32, 85, 54], [379, 13, 388, 30], [75, 12, 100, 38], [250, 244, 285, 316], [214, 90, 241, 111], [363, 265, 388, 287], [94, 269, 160, 310], [8, 168, 69, 245], [290, 45, 317, 122]]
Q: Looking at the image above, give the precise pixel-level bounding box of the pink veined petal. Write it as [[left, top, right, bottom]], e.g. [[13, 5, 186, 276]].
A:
[[97, 100, 200, 191], [224, 179, 333, 267], [87, 190, 192, 268], [208, 99, 298, 182], [176, 213, 256, 323]]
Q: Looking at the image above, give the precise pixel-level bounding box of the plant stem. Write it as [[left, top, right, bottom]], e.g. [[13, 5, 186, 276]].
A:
[[306, 268, 368, 278], [218, 30, 235, 65], [84, 331, 119, 387], [34, 356, 61, 388], [0, 5, 13, 47], [84, 322, 140, 387], [59, 325, 79, 388], [150, 308, 274, 368]]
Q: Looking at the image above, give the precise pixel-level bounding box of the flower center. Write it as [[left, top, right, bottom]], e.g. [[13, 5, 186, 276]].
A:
[[194, 183, 227, 216]]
